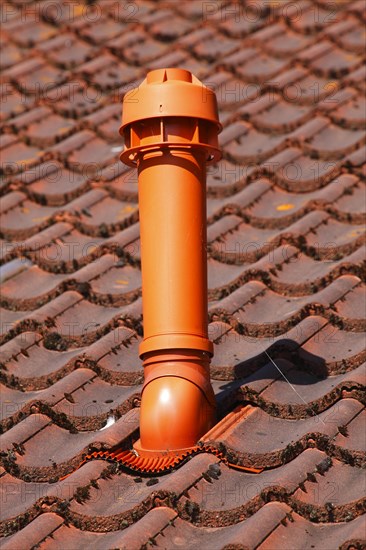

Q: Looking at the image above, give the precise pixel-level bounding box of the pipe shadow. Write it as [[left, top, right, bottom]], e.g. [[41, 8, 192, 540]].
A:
[[214, 338, 330, 412]]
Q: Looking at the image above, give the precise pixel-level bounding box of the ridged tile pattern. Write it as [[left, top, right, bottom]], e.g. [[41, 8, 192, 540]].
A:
[[0, 1, 365, 548]]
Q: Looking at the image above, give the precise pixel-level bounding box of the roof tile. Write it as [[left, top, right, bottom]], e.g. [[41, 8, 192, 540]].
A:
[[40, 34, 97, 69], [38, 507, 176, 550], [193, 35, 239, 62], [237, 52, 289, 83], [309, 44, 363, 77], [216, 399, 363, 462], [225, 123, 288, 163], [334, 409, 365, 453], [187, 449, 324, 514], [49, 82, 103, 118], [1, 1, 365, 547], [259, 511, 365, 550], [14, 409, 139, 473], [219, 13, 266, 38], [2, 19, 57, 47], [303, 122, 365, 159], [331, 92, 366, 128], [293, 457, 365, 508], [1, 513, 63, 550], [264, 26, 314, 55], [252, 97, 313, 131], [123, 38, 169, 65], [157, 502, 289, 549], [290, 2, 341, 32]]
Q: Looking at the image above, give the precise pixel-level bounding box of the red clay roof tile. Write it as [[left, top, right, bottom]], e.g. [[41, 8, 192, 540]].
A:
[[265, 26, 314, 55], [156, 502, 290, 549], [2, 18, 57, 47], [237, 52, 289, 83], [1, 1, 365, 547], [259, 511, 365, 550], [1, 513, 64, 550], [334, 408, 365, 453], [0, 83, 34, 121], [187, 448, 325, 513], [252, 97, 313, 131], [220, 13, 266, 38], [37, 507, 177, 549], [331, 91, 366, 128]]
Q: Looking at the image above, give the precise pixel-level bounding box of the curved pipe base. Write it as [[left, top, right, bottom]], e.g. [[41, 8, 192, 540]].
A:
[[137, 368, 216, 453], [137, 350, 216, 452]]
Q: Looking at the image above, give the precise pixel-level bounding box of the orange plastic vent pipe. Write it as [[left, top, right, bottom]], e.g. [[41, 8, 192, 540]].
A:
[[120, 68, 222, 457]]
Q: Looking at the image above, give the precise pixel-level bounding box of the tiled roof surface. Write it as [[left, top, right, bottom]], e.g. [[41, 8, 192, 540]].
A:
[[0, 0, 365, 548]]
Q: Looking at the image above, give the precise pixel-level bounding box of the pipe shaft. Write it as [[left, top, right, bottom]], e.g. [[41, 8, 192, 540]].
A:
[[137, 148, 215, 450], [138, 149, 210, 355], [120, 69, 221, 453]]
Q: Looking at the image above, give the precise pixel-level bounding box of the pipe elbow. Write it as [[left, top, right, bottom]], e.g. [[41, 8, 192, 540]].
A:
[[139, 376, 216, 451]]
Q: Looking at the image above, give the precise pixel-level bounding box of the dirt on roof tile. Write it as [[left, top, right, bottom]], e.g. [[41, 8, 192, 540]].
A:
[[1, 0, 365, 548]]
